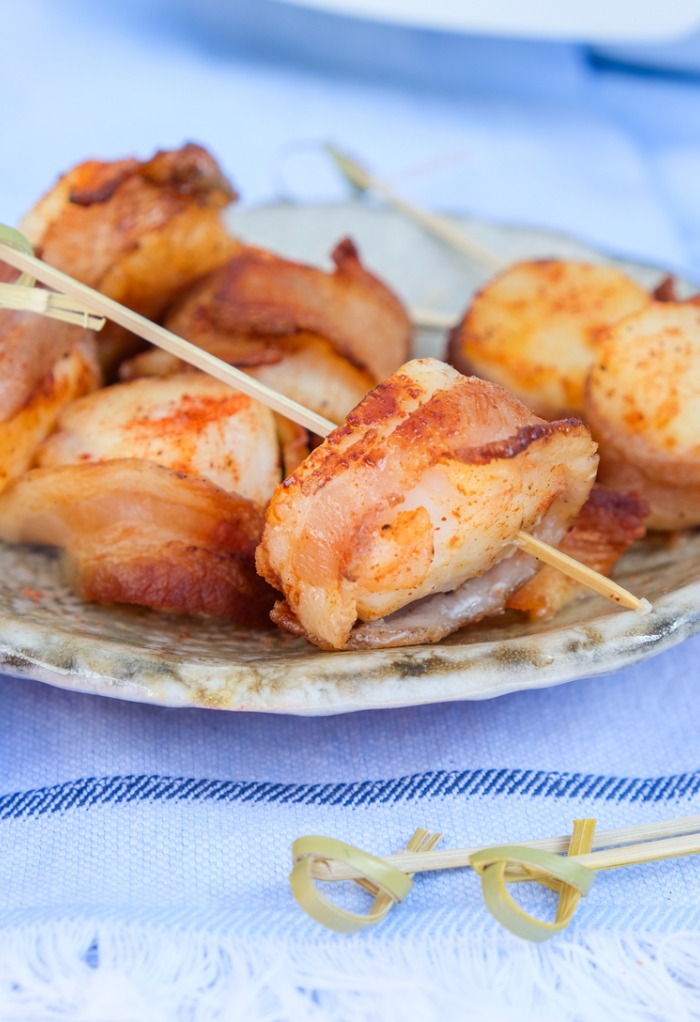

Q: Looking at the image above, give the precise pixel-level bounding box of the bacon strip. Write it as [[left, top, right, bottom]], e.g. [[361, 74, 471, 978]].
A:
[[257, 359, 598, 649], [165, 238, 411, 385], [16, 143, 239, 376], [0, 460, 276, 627]]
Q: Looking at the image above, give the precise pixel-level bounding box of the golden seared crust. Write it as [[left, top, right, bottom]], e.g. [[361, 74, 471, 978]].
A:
[[448, 259, 650, 419], [165, 238, 411, 383], [584, 301, 700, 530], [507, 485, 649, 619], [0, 459, 275, 626], [257, 358, 598, 649], [23, 144, 235, 258]]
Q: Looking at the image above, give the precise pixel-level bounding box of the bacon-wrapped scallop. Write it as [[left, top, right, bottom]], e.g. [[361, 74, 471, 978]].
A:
[[20, 143, 239, 372], [448, 260, 650, 419], [0, 460, 274, 627], [256, 358, 599, 649], [0, 373, 293, 624], [122, 238, 412, 426]]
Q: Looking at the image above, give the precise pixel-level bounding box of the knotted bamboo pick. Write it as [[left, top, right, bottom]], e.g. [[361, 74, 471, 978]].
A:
[[0, 227, 330, 437], [0, 226, 647, 612], [327, 145, 515, 330], [291, 827, 442, 935], [291, 820, 597, 941], [291, 815, 700, 942], [310, 813, 700, 880], [0, 226, 105, 330], [327, 144, 506, 274]]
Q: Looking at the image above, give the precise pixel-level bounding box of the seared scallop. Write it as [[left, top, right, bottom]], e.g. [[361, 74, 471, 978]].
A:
[[448, 260, 650, 419], [584, 301, 700, 530]]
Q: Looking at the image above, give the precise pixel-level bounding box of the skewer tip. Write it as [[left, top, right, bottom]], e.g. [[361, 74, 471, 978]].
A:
[[326, 143, 372, 193], [514, 529, 649, 612]]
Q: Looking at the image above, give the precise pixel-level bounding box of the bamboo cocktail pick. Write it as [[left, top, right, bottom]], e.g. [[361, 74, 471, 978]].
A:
[[0, 226, 330, 437], [0, 226, 647, 612], [0, 227, 106, 331], [327, 145, 511, 330], [326, 144, 506, 274], [291, 815, 700, 942], [291, 827, 442, 935]]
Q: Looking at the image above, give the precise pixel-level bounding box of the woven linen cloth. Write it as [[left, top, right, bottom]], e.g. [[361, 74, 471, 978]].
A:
[[2, 637, 700, 1021], [2, 2, 700, 1019]]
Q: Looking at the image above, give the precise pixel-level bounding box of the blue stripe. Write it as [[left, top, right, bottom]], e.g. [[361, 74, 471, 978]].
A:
[[2, 767, 700, 820]]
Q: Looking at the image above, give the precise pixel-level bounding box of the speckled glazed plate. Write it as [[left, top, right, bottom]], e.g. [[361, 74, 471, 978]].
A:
[[2, 204, 699, 714]]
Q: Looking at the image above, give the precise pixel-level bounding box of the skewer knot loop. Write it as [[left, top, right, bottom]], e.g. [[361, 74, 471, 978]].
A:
[[469, 842, 596, 942]]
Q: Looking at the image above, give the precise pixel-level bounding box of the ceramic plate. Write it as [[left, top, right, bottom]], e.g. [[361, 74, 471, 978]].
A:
[[2, 203, 699, 714]]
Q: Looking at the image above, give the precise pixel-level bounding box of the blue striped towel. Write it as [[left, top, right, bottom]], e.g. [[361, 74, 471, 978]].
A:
[[2, 632, 700, 1019]]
